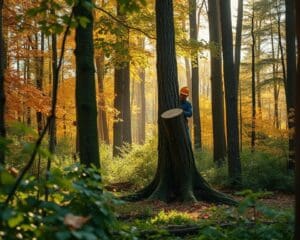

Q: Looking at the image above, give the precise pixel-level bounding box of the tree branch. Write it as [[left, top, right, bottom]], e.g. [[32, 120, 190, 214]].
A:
[[94, 5, 155, 40]]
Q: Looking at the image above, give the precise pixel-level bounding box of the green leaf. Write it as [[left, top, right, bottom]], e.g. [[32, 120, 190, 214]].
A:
[[8, 213, 24, 228], [0, 170, 15, 186], [78, 16, 90, 28]]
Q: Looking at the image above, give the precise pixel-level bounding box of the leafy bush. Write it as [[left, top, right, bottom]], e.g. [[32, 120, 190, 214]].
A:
[[0, 164, 133, 240], [195, 149, 294, 193], [101, 138, 158, 190]]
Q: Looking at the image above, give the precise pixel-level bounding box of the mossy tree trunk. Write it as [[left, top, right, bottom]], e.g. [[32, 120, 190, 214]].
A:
[[126, 0, 235, 205], [74, 0, 100, 168]]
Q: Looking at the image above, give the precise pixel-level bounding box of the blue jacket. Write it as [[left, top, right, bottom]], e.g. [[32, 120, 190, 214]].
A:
[[180, 100, 192, 120]]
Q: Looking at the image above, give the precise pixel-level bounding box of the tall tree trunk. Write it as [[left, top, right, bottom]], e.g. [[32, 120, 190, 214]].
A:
[[189, 0, 202, 150], [138, 38, 146, 144], [113, 6, 131, 156], [95, 51, 109, 144], [207, 0, 226, 165], [285, 0, 296, 169], [125, 0, 235, 205], [74, 0, 100, 167], [251, 6, 256, 152], [49, 33, 57, 156], [220, 0, 242, 185], [121, 32, 131, 145], [256, 21, 262, 120], [295, 0, 300, 237], [0, 0, 5, 164], [235, 0, 244, 152], [25, 42, 31, 126], [113, 66, 124, 156], [36, 32, 44, 136], [270, 20, 280, 129]]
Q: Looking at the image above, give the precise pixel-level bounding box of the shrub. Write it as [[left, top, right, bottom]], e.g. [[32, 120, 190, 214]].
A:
[[0, 164, 133, 240], [101, 138, 158, 190], [195, 148, 294, 193]]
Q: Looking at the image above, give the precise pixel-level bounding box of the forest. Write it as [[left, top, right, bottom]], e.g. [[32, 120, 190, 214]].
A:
[[0, 0, 299, 239]]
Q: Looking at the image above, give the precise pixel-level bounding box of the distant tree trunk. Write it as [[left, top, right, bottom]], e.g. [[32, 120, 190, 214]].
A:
[[251, 6, 256, 152], [95, 51, 109, 144], [220, 0, 242, 185], [36, 32, 44, 136], [295, 0, 300, 237], [256, 21, 262, 120], [207, 0, 226, 165], [137, 38, 146, 144], [74, 0, 100, 167], [49, 32, 57, 156], [270, 20, 280, 129], [235, 0, 243, 82], [113, 66, 124, 156], [126, 0, 235, 205], [235, 0, 244, 152], [121, 32, 132, 145], [184, 57, 191, 88], [189, 0, 202, 150], [0, 0, 5, 164], [285, 0, 296, 169], [25, 42, 31, 126], [113, 5, 131, 156]]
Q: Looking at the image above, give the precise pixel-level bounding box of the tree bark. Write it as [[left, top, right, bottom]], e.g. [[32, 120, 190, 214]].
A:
[[48, 32, 57, 158], [189, 0, 202, 150], [295, 1, 300, 237], [0, 0, 5, 164], [95, 51, 109, 144], [285, 0, 296, 169], [255, 20, 262, 121], [74, 0, 100, 167], [137, 39, 146, 144], [36, 32, 44, 136], [235, 0, 244, 152], [220, 0, 242, 185], [251, 6, 256, 152], [113, 66, 124, 156], [270, 15, 280, 129], [113, 5, 132, 156], [207, 0, 227, 165]]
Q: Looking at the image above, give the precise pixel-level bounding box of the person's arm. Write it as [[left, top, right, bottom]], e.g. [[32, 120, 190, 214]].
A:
[[183, 102, 192, 118]]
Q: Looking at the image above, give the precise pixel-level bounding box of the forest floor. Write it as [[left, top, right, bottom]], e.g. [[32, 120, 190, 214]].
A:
[[116, 192, 294, 221], [108, 183, 294, 239]]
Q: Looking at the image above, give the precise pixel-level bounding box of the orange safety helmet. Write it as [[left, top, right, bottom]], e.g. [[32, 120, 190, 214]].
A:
[[180, 86, 189, 96]]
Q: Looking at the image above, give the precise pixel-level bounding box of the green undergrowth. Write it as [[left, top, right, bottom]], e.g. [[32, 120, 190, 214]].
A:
[[0, 164, 132, 240], [195, 149, 294, 193], [101, 139, 158, 191], [116, 190, 294, 240]]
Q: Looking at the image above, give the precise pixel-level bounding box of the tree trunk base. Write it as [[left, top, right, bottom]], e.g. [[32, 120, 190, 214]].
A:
[[122, 108, 236, 206]]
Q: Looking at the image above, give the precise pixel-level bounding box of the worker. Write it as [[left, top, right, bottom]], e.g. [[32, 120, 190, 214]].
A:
[[179, 86, 192, 138]]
